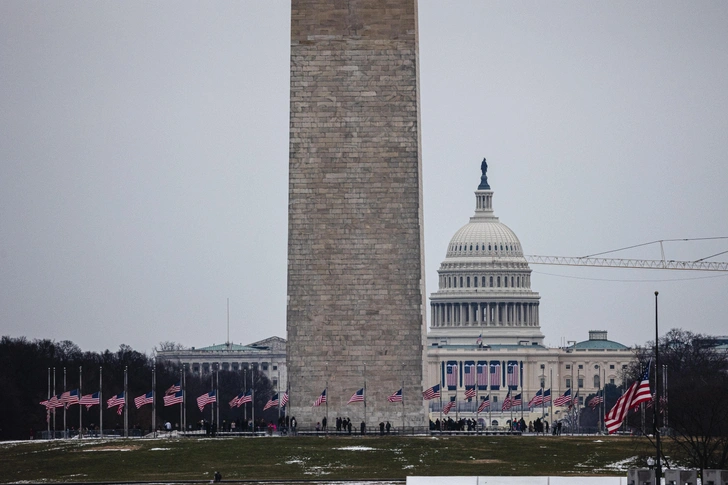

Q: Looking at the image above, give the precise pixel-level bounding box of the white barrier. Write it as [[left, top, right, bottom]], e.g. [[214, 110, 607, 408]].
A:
[[408, 477, 628, 485]]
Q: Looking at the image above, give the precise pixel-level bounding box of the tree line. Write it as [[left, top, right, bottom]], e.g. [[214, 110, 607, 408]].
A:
[[0, 336, 274, 440]]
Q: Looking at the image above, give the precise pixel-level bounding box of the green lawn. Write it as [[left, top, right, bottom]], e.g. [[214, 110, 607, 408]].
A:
[[0, 434, 658, 483]]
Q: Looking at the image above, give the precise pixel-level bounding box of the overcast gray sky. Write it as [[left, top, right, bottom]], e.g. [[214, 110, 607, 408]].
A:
[[2, 1, 727, 354]]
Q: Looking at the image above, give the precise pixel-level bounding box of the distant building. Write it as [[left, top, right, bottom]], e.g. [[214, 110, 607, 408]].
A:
[[156, 337, 287, 392], [425, 167, 634, 426]]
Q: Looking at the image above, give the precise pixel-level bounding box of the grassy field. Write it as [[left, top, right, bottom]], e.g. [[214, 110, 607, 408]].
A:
[[0, 434, 659, 483]]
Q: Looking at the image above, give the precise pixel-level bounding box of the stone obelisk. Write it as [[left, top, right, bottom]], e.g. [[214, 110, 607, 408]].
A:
[[287, 0, 427, 428]]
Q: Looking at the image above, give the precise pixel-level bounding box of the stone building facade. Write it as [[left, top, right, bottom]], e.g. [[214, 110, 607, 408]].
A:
[[426, 167, 635, 427], [286, 0, 427, 428], [156, 337, 287, 393]]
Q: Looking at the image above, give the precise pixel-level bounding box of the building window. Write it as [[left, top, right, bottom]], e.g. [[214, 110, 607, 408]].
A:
[[489, 276, 493, 287], [262, 363, 269, 371], [273, 379, 278, 387], [504, 277, 508, 287], [482, 276, 486, 287], [460, 277, 463, 287], [578, 364, 583, 369], [610, 378, 615, 385], [566, 378, 571, 388], [467, 277, 470, 287], [610, 364, 615, 369], [193, 365, 200, 373], [493, 395, 498, 403], [594, 375, 600, 388], [273, 364, 278, 371], [578, 378, 584, 388], [511, 277, 514, 287], [474, 277, 478, 288], [497, 276, 501, 287], [565, 364, 571, 370]]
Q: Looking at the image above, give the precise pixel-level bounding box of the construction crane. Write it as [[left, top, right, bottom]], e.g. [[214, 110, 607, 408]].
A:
[[525, 238, 728, 272], [525, 255, 728, 272]]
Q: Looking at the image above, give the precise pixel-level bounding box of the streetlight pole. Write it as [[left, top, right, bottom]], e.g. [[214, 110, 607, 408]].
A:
[[654, 291, 662, 483]]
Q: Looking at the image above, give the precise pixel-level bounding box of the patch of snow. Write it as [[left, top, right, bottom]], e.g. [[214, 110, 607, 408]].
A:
[[149, 447, 170, 451], [335, 446, 377, 451]]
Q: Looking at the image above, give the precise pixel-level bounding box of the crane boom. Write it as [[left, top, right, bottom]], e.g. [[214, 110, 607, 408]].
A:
[[525, 255, 728, 272]]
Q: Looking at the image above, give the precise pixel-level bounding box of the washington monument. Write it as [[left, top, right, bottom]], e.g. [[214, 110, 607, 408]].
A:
[[286, 0, 427, 427]]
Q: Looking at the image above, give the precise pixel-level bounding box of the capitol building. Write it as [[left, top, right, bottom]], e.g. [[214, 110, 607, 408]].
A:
[[158, 164, 636, 427], [424, 163, 634, 425]]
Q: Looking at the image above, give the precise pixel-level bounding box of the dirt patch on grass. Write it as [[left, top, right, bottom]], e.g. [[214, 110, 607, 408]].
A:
[[76, 444, 142, 452], [453, 459, 504, 464]]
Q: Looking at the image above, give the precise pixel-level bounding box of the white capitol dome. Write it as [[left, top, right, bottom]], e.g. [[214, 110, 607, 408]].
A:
[[429, 163, 544, 347]]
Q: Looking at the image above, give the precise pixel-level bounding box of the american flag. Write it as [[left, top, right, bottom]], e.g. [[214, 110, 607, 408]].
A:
[[313, 389, 327, 407], [464, 386, 476, 399], [554, 389, 572, 407], [476, 333, 482, 346], [490, 363, 500, 388], [542, 389, 552, 404], [605, 359, 652, 434], [80, 392, 100, 409], [65, 389, 80, 407], [501, 390, 512, 411], [347, 388, 365, 404], [263, 393, 279, 411], [163, 390, 183, 407], [280, 391, 289, 407], [422, 384, 440, 400], [388, 388, 403, 403], [446, 363, 458, 388], [229, 391, 244, 408], [477, 396, 490, 412], [134, 391, 154, 409], [588, 394, 604, 409], [107, 392, 125, 408], [528, 389, 543, 408], [507, 364, 519, 388], [196, 390, 217, 411], [464, 363, 476, 387], [477, 364, 488, 387], [165, 381, 181, 395], [442, 400, 456, 415], [116, 404, 124, 415], [46, 394, 62, 409], [237, 389, 253, 406], [511, 393, 523, 407]]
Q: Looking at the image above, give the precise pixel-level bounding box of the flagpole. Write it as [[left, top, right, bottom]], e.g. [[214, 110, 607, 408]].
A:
[[47, 367, 51, 438], [99, 366, 103, 438], [654, 290, 662, 482], [79, 366, 83, 439], [179, 367, 183, 435], [475, 370, 479, 435], [124, 366, 128, 438], [183, 365, 187, 434], [277, 369, 281, 426], [439, 361, 443, 431], [152, 361, 156, 437], [550, 367, 553, 429], [211, 365, 215, 429], [63, 367, 67, 438], [363, 362, 367, 434], [243, 367, 247, 425], [52, 367, 56, 438], [252, 387, 255, 434], [401, 372, 405, 435]]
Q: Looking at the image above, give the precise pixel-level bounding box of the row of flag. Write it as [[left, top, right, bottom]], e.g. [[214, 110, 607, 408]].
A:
[[41, 382, 289, 415]]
